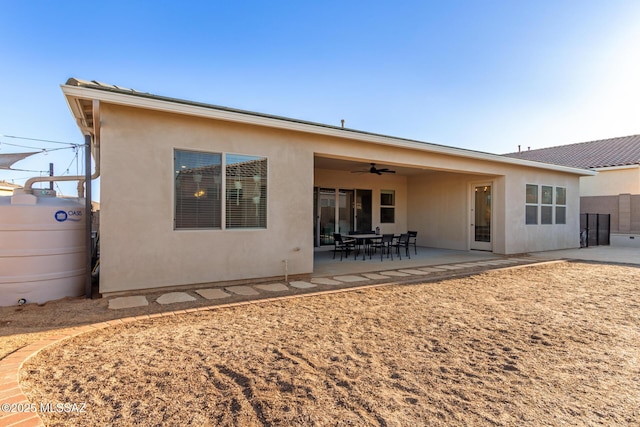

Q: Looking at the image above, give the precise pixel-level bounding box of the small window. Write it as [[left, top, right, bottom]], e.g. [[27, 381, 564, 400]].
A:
[[556, 187, 566, 224], [541, 186, 553, 205], [541, 206, 553, 224], [525, 185, 538, 224], [541, 186, 553, 224], [556, 187, 566, 205], [526, 205, 538, 225], [380, 190, 395, 223], [526, 184, 538, 204], [556, 207, 566, 224], [226, 154, 267, 229]]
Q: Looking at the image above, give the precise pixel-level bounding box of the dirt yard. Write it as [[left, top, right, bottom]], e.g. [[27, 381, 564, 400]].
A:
[[9, 262, 640, 426]]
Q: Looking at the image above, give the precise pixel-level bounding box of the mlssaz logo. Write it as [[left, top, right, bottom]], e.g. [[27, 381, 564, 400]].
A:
[[54, 210, 82, 222]]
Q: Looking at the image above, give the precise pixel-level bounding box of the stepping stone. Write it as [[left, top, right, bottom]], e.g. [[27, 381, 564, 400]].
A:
[[419, 267, 447, 272], [108, 295, 148, 310], [157, 292, 197, 305], [397, 269, 430, 275], [255, 283, 289, 292], [289, 281, 316, 289], [311, 277, 342, 285], [225, 286, 260, 296], [362, 273, 391, 280], [196, 288, 231, 300], [379, 270, 411, 277], [333, 275, 369, 283], [439, 264, 465, 270]]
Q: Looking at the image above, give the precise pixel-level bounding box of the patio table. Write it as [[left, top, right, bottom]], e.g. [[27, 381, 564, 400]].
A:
[[345, 234, 383, 260]]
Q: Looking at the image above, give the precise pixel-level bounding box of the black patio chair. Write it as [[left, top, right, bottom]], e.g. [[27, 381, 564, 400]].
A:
[[408, 231, 418, 255], [371, 233, 395, 261], [333, 233, 356, 261], [391, 233, 410, 260]]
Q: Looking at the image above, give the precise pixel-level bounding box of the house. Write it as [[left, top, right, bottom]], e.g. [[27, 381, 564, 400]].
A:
[[504, 135, 640, 247], [60, 78, 595, 295], [0, 181, 22, 196]]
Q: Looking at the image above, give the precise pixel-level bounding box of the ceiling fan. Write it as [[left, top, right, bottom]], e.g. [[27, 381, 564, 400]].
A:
[[352, 163, 396, 175]]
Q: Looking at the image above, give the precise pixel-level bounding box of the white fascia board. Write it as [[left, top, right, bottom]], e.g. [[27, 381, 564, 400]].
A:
[[594, 164, 640, 171], [61, 84, 596, 177]]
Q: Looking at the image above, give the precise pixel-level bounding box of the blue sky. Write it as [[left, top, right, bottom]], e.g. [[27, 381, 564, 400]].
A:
[[1, 1, 639, 199]]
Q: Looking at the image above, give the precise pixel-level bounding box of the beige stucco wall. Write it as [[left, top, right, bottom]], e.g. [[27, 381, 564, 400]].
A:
[[99, 105, 313, 294], [97, 101, 584, 294], [503, 167, 581, 253], [580, 166, 640, 197]]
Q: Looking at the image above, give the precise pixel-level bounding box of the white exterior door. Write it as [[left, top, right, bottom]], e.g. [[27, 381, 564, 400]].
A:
[[470, 183, 493, 251]]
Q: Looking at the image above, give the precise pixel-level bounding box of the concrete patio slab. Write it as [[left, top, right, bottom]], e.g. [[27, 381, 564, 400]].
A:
[[156, 292, 197, 305], [289, 281, 317, 289], [333, 275, 370, 283], [255, 283, 289, 292], [196, 288, 231, 300], [225, 286, 260, 296], [108, 295, 149, 310], [311, 277, 342, 285]]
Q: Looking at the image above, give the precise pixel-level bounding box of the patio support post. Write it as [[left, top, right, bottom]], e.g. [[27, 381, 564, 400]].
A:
[[85, 134, 93, 299]]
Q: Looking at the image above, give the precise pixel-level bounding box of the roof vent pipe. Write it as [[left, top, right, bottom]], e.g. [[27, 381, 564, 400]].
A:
[[341, 119, 345, 129]]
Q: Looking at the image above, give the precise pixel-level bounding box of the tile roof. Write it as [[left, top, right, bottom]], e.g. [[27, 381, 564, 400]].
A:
[[503, 134, 640, 169]]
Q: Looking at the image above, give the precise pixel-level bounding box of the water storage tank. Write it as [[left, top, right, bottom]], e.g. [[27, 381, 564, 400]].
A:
[[0, 191, 86, 306]]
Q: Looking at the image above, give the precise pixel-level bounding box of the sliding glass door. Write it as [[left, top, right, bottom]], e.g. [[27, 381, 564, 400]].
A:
[[314, 188, 371, 246]]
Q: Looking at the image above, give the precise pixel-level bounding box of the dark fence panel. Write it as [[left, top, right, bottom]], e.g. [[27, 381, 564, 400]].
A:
[[580, 213, 610, 247]]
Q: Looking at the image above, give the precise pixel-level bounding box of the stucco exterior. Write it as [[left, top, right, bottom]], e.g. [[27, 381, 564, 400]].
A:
[[579, 166, 640, 197], [61, 80, 594, 295]]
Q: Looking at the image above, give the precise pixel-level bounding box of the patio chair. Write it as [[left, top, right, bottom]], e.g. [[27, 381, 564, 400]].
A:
[[371, 233, 395, 261], [333, 233, 356, 261], [408, 231, 418, 255], [391, 233, 410, 260]]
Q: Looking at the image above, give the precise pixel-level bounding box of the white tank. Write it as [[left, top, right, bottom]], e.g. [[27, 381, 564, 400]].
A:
[[0, 191, 86, 306]]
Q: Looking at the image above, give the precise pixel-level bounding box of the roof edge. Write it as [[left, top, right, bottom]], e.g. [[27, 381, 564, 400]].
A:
[[61, 79, 596, 176]]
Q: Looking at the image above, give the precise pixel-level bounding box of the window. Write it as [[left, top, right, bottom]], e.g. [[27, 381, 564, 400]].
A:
[[174, 150, 222, 229], [380, 190, 395, 223], [525, 184, 567, 225], [541, 186, 553, 224], [174, 150, 267, 230], [556, 187, 566, 224], [226, 154, 267, 228], [525, 184, 538, 225]]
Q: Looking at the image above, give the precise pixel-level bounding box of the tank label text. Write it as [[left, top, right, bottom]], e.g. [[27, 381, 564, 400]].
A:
[[54, 210, 82, 222]]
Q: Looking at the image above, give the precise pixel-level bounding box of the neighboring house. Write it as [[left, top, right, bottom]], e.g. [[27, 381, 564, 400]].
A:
[[504, 135, 640, 247], [60, 78, 594, 295], [0, 181, 22, 196]]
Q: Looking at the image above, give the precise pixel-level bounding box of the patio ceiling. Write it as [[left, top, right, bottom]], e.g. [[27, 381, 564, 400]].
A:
[[314, 156, 435, 176]]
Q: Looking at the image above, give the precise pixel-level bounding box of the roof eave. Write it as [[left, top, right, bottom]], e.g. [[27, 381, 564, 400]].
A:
[[61, 83, 596, 177]]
